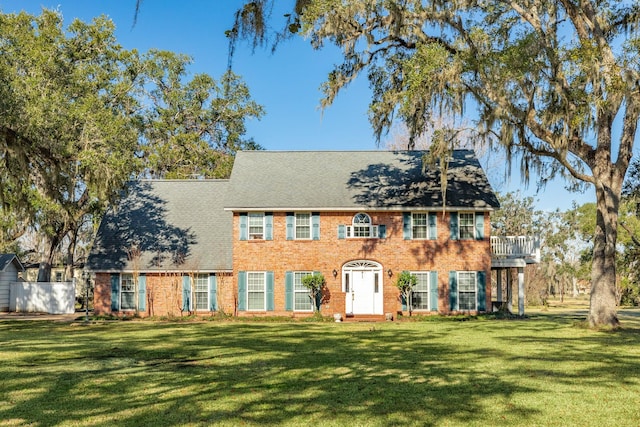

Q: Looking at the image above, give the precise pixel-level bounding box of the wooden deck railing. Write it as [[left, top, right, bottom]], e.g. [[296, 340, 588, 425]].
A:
[[490, 236, 541, 263]]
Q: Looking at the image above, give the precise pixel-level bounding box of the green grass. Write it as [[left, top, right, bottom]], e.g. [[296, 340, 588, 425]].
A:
[[2, 312, 640, 426]]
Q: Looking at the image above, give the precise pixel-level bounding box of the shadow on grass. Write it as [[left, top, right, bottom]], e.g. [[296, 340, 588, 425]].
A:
[[1, 315, 639, 425]]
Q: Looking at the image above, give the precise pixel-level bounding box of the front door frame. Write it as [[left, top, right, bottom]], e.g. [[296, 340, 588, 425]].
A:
[[343, 260, 383, 315]]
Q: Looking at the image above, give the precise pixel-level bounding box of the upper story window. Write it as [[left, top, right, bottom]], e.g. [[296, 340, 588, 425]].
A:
[[352, 213, 372, 237], [450, 212, 485, 241], [295, 213, 311, 239], [403, 212, 437, 240], [248, 213, 265, 240], [240, 212, 273, 241]]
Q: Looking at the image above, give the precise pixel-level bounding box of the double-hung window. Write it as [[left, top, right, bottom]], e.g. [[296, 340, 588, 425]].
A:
[[412, 213, 429, 239], [248, 213, 265, 240], [120, 273, 135, 310], [295, 213, 311, 239], [411, 272, 430, 310], [458, 272, 477, 311], [194, 274, 209, 311], [459, 213, 475, 240], [294, 271, 313, 311], [247, 272, 266, 310]]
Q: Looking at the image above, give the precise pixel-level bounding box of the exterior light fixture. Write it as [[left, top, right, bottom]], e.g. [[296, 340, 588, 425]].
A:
[[333, 269, 338, 278], [387, 269, 393, 277]]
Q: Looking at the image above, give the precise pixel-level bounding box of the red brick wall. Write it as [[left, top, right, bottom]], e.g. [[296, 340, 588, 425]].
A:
[[94, 211, 492, 317], [229, 211, 492, 317]]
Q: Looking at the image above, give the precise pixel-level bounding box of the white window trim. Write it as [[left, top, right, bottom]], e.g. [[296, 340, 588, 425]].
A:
[[246, 271, 267, 311], [193, 274, 209, 311], [458, 212, 476, 240], [120, 273, 136, 311], [411, 213, 430, 240], [295, 212, 312, 240], [345, 213, 380, 239], [293, 271, 313, 312], [410, 271, 432, 311], [457, 271, 478, 311], [248, 212, 265, 240]]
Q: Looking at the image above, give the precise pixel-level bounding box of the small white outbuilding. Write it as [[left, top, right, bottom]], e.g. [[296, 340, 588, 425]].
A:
[[0, 254, 25, 312]]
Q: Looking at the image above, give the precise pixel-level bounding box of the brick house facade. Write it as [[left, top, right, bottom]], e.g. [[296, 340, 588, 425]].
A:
[[88, 150, 499, 319]]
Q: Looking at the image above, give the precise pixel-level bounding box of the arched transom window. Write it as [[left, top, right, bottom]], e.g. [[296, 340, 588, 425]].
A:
[[352, 213, 372, 237]]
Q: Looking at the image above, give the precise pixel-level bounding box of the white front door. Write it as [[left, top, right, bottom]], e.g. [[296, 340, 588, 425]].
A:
[[344, 261, 383, 315]]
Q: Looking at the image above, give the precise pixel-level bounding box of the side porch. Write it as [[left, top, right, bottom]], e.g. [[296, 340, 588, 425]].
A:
[[491, 236, 541, 316]]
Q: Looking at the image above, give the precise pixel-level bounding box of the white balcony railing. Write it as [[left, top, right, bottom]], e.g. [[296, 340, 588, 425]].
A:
[[491, 236, 541, 263]]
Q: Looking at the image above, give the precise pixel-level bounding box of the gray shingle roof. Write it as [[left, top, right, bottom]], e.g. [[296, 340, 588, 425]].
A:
[[0, 254, 24, 272], [225, 150, 499, 211], [87, 180, 232, 273]]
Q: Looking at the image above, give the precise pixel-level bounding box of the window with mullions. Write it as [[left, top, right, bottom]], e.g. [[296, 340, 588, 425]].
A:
[[353, 213, 372, 237], [247, 272, 266, 310], [294, 272, 313, 311], [121, 273, 135, 310], [295, 213, 311, 239], [411, 272, 430, 310], [248, 213, 265, 239], [458, 272, 477, 311], [459, 213, 475, 240], [412, 213, 428, 239], [194, 274, 209, 311]]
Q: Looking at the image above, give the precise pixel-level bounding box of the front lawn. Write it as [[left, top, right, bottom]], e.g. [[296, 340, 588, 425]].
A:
[[1, 313, 640, 426]]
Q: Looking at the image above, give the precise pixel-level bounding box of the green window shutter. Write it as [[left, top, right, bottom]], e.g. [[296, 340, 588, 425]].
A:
[[429, 271, 438, 312], [313, 271, 322, 310], [182, 276, 191, 312], [337, 224, 346, 239], [312, 212, 320, 240], [401, 293, 407, 311], [138, 274, 146, 312], [209, 275, 218, 311], [477, 271, 486, 311], [239, 213, 248, 241], [450, 213, 459, 240], [265, 212, 273, 240], [428, 213, 437, 240], [286, 213, 294, 240], [378, 224, 387, 238], [403, 212, 411, 239], [266, 272, 274, 311], [285, 272, 293, 311], [449, 271, 458, 311], [237, 271, 247, 311], [110, 274, 120, 311], [475, 212, 485, 240]]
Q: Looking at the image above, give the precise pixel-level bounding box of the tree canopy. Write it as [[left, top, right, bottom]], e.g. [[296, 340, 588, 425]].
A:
[[230, 0, 640, 328]]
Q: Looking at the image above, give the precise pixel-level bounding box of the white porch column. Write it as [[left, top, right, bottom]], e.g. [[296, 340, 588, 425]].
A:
[[506, 269, 513, 313], [518, 267, 525, 316], [496, 270, 503, 302]]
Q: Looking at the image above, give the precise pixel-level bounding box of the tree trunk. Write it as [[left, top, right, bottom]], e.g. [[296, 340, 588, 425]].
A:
[[589, 180, 621, 328]]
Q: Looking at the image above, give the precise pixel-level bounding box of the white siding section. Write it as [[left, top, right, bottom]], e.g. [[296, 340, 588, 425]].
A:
[[0, 264, 18, 311]]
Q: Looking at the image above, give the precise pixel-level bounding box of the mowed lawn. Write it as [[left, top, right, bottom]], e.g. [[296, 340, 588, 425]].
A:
[[2, 312, 640, 426]]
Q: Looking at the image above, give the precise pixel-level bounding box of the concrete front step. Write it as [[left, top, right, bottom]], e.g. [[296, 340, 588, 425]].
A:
[[343, 314, 388, 322]]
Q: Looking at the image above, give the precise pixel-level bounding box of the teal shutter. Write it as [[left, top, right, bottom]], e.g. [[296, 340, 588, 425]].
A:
[[239, 213, 248, 240], [338, 224, 346, 239], [285, 272, 293, 311], [209, 275, 218, 311], [401, 293, 407, 311], [475, 212, 485, 240], [138, 274, 146, 312], [266, 272, 274, 311], [313, 271, 322, 310], [265, 212, 273, 240], [450, 213, 459, 240], [110, 274, 120, 311], [429, 271, 438, 312], [477, 271, 486, 311], [182, 276, 191, 312], [237, 271, 247, 311], [312, 212, 320, 240], [378, 224, 387, 238], [449, 271, 458, 311], [286, 213, 294, 240], [428, 213, 437, 240], [403, 212, 411, 239]]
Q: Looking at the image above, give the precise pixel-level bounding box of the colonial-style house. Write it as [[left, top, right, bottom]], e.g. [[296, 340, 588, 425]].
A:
[[88, 150, 536, 319]]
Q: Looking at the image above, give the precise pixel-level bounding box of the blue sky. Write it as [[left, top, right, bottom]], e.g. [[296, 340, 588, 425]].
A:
[[0, 0, 607, 211]]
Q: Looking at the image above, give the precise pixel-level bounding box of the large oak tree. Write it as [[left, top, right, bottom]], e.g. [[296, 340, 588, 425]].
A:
[[229, 0, 640, 328]]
